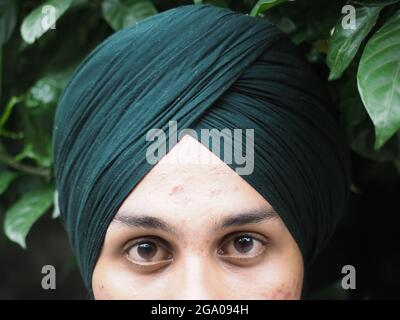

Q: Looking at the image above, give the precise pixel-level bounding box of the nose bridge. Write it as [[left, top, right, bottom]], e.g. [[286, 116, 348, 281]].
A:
[[172, 251, 222, 299]]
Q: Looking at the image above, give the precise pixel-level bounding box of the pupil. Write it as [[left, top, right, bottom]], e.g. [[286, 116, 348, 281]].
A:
[[137, 242, 156, 259], [234, 235, 253, 253]]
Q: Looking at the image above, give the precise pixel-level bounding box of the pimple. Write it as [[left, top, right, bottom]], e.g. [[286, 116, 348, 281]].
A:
[[208, 188, 222, 197], [264, 284, 295, 300], [169, 185, 184, 196]]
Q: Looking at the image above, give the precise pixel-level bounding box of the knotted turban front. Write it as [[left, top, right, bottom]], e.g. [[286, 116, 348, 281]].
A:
[[53, 4, 352, 293]]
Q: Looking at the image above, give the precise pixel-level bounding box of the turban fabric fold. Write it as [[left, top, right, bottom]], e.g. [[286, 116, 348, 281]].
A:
[[53, 4, 352, 293]]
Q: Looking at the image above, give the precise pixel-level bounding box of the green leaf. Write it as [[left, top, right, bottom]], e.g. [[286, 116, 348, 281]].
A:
[[339, 74, 368, 127], [14, 142, 53, 168], [354, 0, 400, 6], [290, 30, 309, 45], [0, 0, 17, 46], [347, 119, 400, 162], [0, 128, 23, 139], [308, 280, 349, 300], [25, 77, 61, 109], [263, 13, 297, 34], [4, 186, 54, 248], [250, 0, 288, 17], [0, 170, 18, 195], [202, 0, 229, 7], [327, 6, 382, 81], [357, 10, 400, 149], [102, 0, 157, 31], [20, 0, 72, 44], [25, 69, 74, 109], [0, 96, 22, 130]]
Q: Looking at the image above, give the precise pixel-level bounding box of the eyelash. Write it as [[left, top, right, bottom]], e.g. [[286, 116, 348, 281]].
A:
[[220, 231, 268, 252], [124, 236, 172, 261], [123, 232, 269, 269]]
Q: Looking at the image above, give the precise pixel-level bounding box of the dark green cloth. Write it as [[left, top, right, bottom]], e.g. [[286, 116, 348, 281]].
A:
[[53, 4, 351, 293]]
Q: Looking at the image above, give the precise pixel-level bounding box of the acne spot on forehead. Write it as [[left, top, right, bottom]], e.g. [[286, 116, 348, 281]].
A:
[[208, 188, 222, 197], [169, 185, 184, 196]]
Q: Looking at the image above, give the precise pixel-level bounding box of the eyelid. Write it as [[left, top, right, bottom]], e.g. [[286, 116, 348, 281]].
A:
[[123, 236, 174, 267], [123, 235, 172, 253]]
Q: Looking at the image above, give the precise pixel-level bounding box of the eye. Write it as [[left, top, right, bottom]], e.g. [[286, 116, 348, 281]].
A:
[[125, 237, 173, 266], [217, 232, 267, 261]]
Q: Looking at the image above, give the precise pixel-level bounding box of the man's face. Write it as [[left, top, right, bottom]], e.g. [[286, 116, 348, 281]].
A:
[[92, 135, 304, 299]]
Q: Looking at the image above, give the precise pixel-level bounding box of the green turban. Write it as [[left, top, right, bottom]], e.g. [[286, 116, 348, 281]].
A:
[[53, 4, 352, 293]]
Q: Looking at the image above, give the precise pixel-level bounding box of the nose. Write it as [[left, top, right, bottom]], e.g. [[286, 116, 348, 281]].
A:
[[170, 253, 224, 299]]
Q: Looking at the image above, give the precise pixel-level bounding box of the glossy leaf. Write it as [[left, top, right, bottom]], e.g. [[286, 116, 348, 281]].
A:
[[348, 119, 400, 162], [250, 0, 288, 17], [102, 0, 157, 31], [354, 0, 400, 6], [0, 96, 22, 130], [4, 186, 54, 248], [339, 74, 368, 127], [14, 143, 53, 168], [327, 6, 382, 80], [357, 10, 400, 149], [20, 0, 72, 44]]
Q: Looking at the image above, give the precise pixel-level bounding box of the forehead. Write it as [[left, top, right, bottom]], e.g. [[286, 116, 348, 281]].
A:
[[136, 135, 254, 191], [117, 135, 271, 222]]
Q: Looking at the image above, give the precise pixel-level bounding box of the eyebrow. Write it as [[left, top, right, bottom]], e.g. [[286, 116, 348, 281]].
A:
[[215, 208, 278, 231], [113, 207, 278, 235], [113, 214, 178, 235]]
